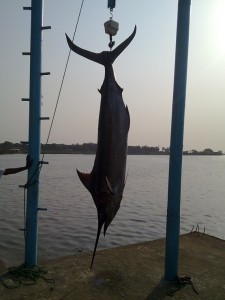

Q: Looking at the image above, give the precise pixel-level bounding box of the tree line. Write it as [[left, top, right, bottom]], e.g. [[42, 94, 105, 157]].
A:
[[0, 141, 223, 155]]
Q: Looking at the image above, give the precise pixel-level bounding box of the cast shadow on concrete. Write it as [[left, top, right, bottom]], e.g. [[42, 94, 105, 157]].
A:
[[145, 276, 199, 300], [145, 278, 178, 300]]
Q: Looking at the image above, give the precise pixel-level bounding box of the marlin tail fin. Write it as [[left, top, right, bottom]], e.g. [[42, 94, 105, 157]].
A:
[[66, 26, 136, 66]]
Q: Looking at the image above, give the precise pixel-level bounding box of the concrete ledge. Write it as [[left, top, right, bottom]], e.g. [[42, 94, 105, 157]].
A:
[[0, 234, 225, 299]]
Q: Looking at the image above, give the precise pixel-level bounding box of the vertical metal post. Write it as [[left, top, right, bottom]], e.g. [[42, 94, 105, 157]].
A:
[[164, 0, 191, 280], [25, 0, 43, 266]]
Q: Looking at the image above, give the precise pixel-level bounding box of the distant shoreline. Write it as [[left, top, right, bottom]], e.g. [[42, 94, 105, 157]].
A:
[[0, 151, 224, 156], [0, 142, 224, 156]]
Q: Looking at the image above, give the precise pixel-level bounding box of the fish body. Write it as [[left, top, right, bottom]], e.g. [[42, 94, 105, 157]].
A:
[[66, 26, 136, 267]]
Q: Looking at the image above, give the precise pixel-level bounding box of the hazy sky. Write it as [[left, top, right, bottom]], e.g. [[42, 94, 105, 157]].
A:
[[0, 0, 225, 151]]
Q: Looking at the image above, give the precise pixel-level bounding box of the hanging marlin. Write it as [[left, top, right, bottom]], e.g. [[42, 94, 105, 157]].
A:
[[66, 26, 136, 268]]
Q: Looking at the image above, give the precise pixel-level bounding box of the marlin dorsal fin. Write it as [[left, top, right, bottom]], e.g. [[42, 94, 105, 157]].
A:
[[77, 169, 91, 192]]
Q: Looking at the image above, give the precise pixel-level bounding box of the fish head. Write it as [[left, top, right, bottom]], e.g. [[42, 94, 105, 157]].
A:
[[89, 189, 122, 269]]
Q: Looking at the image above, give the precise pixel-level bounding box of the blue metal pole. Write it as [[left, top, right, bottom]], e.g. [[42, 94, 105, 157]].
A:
[[25, 0, 43, 266], [164, 0, 191, 280]]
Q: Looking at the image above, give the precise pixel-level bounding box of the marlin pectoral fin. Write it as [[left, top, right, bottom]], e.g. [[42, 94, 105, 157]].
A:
[[76, 169, 91, 192], [126, 105, 130, 130], [106, 177, 114, 194]]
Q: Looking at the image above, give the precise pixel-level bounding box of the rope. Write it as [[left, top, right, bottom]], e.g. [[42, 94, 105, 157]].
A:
[[23, 186, 26, 239], [0, 264, 55, 289], [167, 276, 199, 296], [41, 0, 85, 169]]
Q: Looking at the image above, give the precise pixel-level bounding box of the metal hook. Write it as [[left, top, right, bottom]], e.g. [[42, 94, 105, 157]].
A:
[[108, 34, 115, 50], [110, 8, 113, 19]]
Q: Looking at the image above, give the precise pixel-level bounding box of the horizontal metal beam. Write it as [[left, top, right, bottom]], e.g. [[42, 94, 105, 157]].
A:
[[19, 185, 27, 188], [37, 207, 47, 211], [40, 72, 50, 76], [40, 117, 50, 120], [39, 161, 49, 165], [41, 26, 51, 30], [20, 141, 29, 145]]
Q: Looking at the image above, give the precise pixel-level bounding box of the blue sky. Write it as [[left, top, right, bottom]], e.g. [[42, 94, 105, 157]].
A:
[[0, 0, 225, 151]]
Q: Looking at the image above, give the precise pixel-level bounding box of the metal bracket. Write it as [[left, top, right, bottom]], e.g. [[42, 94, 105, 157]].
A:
[[39, 161, 49, 165], [40, 117, 50, 120], [40, 72, 50, 76], [19, 185, 26, 188], [37, 208, 47, 211], [19, 228, 26, 231], [20, 141, 29, 145], [41, 26, 51, 30]]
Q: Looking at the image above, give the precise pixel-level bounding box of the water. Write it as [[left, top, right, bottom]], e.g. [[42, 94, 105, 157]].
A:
[[0, 154, 225, 267]]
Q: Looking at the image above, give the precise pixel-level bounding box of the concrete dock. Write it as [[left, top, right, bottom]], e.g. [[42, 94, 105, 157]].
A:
[[0, 233, 225, 299]]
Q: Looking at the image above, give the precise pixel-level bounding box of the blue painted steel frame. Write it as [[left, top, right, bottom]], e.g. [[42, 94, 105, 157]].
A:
[[164, 0, 191, 280], [25, 0, 43, 266]]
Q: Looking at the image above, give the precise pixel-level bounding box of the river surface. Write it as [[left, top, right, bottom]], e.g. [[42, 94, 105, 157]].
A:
[[0, 154, 225, 267]]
